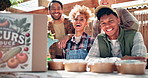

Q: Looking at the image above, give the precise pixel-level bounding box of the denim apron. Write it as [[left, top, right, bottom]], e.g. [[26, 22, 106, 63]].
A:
[[65, 35, 89, 59]]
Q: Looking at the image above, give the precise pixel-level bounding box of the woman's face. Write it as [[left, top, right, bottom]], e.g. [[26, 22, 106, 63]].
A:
[[99, 0, 116, 7], [73, 14, 87, 32]]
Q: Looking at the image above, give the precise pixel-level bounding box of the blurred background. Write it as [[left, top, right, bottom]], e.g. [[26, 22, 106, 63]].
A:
[[1, 0, 148, 51]]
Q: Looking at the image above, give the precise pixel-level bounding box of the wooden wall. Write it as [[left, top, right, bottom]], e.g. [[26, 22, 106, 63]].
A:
[[131, 10, 148, 51]]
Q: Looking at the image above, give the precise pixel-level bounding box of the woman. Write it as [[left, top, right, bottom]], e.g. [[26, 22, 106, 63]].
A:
[[63, 5, 94, 59]]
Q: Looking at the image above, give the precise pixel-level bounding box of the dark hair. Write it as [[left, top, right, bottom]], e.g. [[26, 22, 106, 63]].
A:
[[48, 0, 63, 10], [96, 8, 118, 20]]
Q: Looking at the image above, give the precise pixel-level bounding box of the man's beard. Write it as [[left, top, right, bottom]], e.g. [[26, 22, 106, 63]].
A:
[[51, 15, 62, 20]]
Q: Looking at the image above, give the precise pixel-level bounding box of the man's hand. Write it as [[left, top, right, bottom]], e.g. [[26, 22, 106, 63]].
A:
[[58, 34, 73, 49]]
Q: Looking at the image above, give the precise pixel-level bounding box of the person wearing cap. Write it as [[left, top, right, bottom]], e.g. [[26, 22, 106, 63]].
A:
[[48, 0, 75, 58], [85, 5, 147, 61], [93, 0, 139, 37], [63, 5, 94, 59]]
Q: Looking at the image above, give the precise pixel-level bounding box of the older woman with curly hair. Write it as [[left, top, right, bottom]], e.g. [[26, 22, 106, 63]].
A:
[[63, 5, 94, 59]]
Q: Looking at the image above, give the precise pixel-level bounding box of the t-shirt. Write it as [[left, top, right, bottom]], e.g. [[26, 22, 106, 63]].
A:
[[53, 23, 66, 40], [110, 40, 122, 57], [74, 36, 81, 44]]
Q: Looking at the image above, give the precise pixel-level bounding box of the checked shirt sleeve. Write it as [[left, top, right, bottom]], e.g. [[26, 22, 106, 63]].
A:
[[85, 37, 100, 61], [131, 32, 147, 57]]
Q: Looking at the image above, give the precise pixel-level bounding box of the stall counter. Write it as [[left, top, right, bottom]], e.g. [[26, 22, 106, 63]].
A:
[[0, 70, 148, 78]]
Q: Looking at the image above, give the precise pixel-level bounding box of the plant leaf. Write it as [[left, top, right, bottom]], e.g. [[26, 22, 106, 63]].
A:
[[19, 18, 27, 27], [26, 38, 30, 43], [24, 23, 31, 28], [9, 19, 14, 25]]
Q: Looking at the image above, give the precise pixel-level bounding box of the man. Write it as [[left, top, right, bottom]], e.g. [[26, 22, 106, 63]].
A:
[[93, 0, 139, 37], [48, 0, 75, 58], [85, 5, 147, 61]]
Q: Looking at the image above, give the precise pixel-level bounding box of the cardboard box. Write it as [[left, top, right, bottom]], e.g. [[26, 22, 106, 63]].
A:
[[0, 13, 47, 72]]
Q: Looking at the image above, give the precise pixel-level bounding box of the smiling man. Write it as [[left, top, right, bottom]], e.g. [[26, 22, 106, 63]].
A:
[[85, 5, 147, 61], [93, 0, 139, 37], [48, 0, 75, 58]]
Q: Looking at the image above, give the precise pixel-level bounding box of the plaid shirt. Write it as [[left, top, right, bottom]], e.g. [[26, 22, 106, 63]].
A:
[[48, 18, 75, 59], [86, 31, 147, 60], [64, 32, 94, 57]]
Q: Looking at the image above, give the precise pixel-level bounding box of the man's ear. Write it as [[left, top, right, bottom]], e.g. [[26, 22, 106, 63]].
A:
[[117, 17, 120, 24], [48, 10, 51, 15]]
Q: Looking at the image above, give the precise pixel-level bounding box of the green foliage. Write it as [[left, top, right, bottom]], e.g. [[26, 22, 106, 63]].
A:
[[0, 0, 24, 11], [48, 30, 55, 40], [0, 0, 11, 11], [9, 0, 24, 6]]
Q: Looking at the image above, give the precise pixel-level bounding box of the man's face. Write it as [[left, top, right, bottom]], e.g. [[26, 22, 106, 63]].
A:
[[49, 3, 63, 20], [99, 0, 116, 7], [100, 14, 120, 40]]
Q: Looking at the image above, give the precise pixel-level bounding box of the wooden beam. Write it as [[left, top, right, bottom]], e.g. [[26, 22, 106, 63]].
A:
[[116, 0, 135, 3], [39, 0, 49, 7], [63, 0, 98, 15]]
